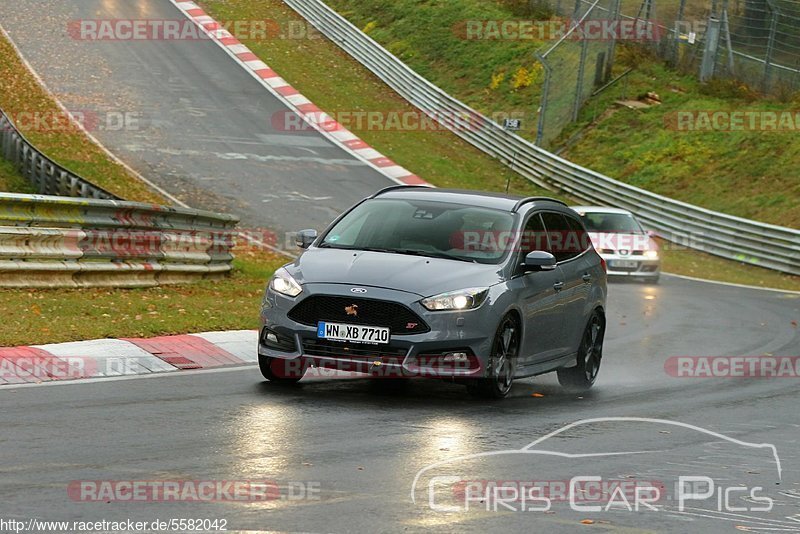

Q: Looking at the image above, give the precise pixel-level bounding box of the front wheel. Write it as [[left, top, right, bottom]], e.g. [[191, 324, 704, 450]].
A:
[[259, 354, 305, 384], [467, 315, 520, 399], [557, 310, 605, 392]]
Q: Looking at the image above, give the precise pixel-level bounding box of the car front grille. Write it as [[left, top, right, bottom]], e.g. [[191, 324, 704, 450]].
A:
[[609, 264, 640, 272], [288, 296, 429, 335], [302, 340, 407, 365]]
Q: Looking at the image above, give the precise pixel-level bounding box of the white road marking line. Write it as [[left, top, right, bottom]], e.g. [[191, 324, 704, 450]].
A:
[[663, 272, 800, 295], [0, 364, 257, 391]]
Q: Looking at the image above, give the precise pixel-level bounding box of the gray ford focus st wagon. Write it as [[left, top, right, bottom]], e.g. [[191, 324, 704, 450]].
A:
[[259, 186, 607, 398]]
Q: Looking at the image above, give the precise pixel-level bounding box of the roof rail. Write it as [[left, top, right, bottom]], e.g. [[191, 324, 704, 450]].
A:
[[370, 185, 429, 198], [512, 197, 568, 213]]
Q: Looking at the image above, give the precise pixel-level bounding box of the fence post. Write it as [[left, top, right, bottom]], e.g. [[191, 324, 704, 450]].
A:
[[573, 35, 590, 121], [605, 0, 622, 81], [672, 0, 687, 64], [763, 6, 778, 91], [535, 52, 552, 147], [699, 16, 721, 81], [721, 8, 735, 74]]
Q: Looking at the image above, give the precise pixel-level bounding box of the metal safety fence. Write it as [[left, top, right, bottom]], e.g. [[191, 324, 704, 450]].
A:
[[0, 193, 239, 288], [0, 111, 118, 200], [284, 0, 800, 275], [0, 110, 239, 287]]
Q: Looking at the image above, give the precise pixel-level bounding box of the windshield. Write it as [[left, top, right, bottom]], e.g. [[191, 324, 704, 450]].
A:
[[320, 198, 515, 264], [579, 212, 644, 234]]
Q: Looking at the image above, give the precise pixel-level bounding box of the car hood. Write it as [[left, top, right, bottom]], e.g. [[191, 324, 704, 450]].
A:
[[587, 232, 657, 251], [288, 248, 505, 297]]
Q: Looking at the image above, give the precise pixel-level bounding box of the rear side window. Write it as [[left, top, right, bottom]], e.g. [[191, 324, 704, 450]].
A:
[[566, 215, 591, 253], [541, 212, 585, 262]]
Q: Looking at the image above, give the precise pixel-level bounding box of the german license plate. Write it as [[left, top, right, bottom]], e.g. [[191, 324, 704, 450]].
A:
[[610, 260, 639, 268], [317, 322, 390, 345]]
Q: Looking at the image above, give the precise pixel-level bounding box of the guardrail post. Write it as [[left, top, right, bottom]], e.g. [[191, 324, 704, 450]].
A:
[[12, 136, 21, 167]]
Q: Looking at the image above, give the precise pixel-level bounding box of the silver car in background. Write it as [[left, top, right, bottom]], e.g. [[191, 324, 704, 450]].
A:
[[572, 206, 661, 283], [259, 187, 608, 398]]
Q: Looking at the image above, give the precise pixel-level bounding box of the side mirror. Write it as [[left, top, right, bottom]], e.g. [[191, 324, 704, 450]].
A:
[[295, 229, 318, 249], [523, 251, 557, 272], [646, 230, 657, 238]]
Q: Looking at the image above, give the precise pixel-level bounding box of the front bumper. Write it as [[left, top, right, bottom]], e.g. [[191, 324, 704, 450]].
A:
[[259, 283, 498, 379], [600, 253, 661, 278]]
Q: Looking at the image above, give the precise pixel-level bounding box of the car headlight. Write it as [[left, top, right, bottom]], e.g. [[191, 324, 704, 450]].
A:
[[421, 287, 489, 311], [269, 268, 303, 297], [644, 250, 659, 259]]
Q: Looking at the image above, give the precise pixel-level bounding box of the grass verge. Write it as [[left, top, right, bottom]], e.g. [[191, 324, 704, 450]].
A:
[[0, 249, 287, 347], [0, 29, 166, 204], [656, 240, 800, 292], [0, 159, 35, 194]]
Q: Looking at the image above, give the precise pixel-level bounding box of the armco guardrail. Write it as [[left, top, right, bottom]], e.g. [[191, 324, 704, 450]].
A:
[[0, 111, 118, 200], [0, 193, 239, 288], [284, 0, 800, 276]]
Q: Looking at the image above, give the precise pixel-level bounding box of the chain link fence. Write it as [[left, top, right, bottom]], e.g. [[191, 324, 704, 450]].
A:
[[535, 0, 675, 147], [534, 0, 800, 146], [718, 0, 800, 92]]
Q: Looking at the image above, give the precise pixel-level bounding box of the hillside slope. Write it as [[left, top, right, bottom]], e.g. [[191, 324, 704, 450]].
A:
[[325, 0, 799, 228]]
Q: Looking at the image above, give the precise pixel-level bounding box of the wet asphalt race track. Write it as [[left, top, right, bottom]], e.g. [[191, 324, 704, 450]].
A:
[[0, 0, 394, 243], [2, 278, 799, 532], [1, 1, 800, 532]]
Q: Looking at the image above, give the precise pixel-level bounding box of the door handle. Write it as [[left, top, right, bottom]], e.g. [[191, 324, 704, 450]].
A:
[[582, 273, 592, 283], [553, 281, 565, 292]]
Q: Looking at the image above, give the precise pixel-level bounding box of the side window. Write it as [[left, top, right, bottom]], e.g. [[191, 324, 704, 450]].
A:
[[541, 212, 582, 262], [520, 213, 550, 258], [566, 214, 591, 254]]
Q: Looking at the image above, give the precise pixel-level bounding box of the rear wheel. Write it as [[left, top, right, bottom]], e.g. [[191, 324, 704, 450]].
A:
[[467, 315, 520, 399], [557, 310, 605, 392], [259, 354, 305, 384]]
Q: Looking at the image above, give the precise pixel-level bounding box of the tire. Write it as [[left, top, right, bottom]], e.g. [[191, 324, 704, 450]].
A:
[[259, 354, 305, 384], [467, 315, 520, 399], [557, 310, 605, 392]]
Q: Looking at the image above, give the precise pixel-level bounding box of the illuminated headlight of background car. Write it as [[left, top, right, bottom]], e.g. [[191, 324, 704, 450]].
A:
[[421, 287, 489, 311], [643, 250, 659, 259], [269, 268, 303, 297]]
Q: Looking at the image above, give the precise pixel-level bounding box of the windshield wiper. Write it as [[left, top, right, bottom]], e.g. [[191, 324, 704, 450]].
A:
[[393, 249, 477, 263], [318, 244, 393, 253]]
